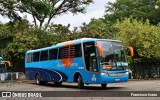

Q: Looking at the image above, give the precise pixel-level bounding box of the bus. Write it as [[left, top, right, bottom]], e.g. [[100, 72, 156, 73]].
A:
[[0, 56, 11, 73], [25, 38, 133, 88]]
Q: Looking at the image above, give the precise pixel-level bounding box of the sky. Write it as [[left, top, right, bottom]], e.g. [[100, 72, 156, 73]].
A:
[[0, 0, 115, 30]]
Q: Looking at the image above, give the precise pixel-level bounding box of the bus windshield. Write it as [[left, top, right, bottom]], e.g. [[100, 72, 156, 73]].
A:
[[97, 41, 127, 71]]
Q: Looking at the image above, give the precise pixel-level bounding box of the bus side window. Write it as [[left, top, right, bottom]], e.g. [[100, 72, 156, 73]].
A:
[[33, 52, 40, 62], [75, 44, 82, 57], [59, 46, 69, 59], [70, 44, 82, 58], [40, 50, 48, 61], [26, 53, 32, 63], [49, 49, 58, 60]]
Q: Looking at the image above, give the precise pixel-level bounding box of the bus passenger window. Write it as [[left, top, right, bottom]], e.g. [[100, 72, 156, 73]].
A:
[[59, 46, 69, 59], [49, 49, 58, 60], [70, 44, 82, 58], [33, 52, 40, 62], [75, 44, 82, 57], [40, 50, 48, 61], [26, 53, 32, 63]]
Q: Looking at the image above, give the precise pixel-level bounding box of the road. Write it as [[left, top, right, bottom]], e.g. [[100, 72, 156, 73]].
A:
[[0, 80, 160, 100]]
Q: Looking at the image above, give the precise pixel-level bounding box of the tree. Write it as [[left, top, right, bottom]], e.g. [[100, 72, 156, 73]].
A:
[[0, 19, 57, 71], [0, 0, 21, 21], [1, 0, 93, 29], [114, 18, 160, 78], [16, 0, 93, 29], [114, 18, 160, 59], [105, 0, 160, 25], [0, 19, 78, 71], [79, 18, 116, 39], [48, 23, 71, 35]]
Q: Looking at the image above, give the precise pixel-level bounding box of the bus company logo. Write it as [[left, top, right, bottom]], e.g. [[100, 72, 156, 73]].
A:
[[2, 92, 11, 97], [61, 58, 74, 68]]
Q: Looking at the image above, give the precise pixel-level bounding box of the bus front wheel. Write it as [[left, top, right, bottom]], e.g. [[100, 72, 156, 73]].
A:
[[77, 76, 84, 89], [54, 82, 62, 86], [101, 84, 107, 88]]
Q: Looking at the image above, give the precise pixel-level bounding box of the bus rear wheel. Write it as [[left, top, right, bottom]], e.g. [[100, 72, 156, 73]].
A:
[[35, 74, 41, 85], [101, 84, 107, 88], [77, 76, 84, 89], [35, 74, 47, 85]]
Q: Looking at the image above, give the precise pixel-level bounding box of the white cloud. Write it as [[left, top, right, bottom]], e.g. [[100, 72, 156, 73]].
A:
[[52, 9, 105, 30], [0, 15, 10, 23], [52, 0, 116, 30]]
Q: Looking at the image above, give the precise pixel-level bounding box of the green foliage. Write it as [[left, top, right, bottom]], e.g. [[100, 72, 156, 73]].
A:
[[1, 0, 160, 78], [0, 0, 21, 21], [48, 23, 71, 35], [114, 18, 160, 60], [79, 18, 116, 39], [114, 18, 160, 78], [0, 17, 79, 71], [105, 0, 160, 25], [1, 0, 93, 29], [0, 20, 60, 71]]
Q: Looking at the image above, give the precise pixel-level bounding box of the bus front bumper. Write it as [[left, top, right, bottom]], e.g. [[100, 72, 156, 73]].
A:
[[99, 73, 129, 84]]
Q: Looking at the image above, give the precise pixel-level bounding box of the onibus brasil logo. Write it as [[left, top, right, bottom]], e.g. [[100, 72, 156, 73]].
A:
[[2, 92, 42, 98]]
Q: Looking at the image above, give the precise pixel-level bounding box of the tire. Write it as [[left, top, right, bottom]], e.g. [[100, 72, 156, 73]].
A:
[[54, 82, 62, 86], [35, 74, 41, 85], [101, 84, 107, 88], [35, 74, 47, 85], [77, 75, 84, 89]]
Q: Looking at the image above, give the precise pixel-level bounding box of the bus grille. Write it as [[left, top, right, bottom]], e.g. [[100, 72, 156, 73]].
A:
[[109, 72, 126, 77]]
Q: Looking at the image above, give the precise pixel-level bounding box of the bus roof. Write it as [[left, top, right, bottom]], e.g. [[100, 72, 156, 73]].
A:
[[56, 38, 121, 46], [26, 46, 58, 54], [26, 38, 122, 54]]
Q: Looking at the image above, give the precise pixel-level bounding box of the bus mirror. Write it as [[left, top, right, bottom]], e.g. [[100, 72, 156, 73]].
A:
[[95, 45, 103, 57], [4, 61, 11, 67], [125, 46, 134, 57]]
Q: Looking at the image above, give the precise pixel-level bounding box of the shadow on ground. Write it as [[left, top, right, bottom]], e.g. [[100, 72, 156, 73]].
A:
[[29, 82, 126, 91]]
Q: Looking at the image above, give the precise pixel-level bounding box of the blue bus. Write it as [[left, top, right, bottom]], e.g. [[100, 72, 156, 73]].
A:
[[0, 56, 6, 73], [25, 38, 133, 88], [0, 56, 11, 73]]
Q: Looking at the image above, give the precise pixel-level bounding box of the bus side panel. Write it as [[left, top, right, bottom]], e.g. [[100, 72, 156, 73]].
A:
[[25, 60, 68, 82], [80, 71, 101, 84], [58, 57, 101, 84], [54, 57, 85, 83], [25, 67, 68, 82], [25, 68, 36, 80]]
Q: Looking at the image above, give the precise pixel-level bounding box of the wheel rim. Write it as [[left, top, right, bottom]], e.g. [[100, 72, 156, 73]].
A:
[[36, 75, 40, 84], [78, 77, 81, 85], [77, 76, 84, 88]]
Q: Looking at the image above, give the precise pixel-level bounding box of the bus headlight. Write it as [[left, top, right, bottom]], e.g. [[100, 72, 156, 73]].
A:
[[125, 72, 129, 75], [100, 72, 108, 76]]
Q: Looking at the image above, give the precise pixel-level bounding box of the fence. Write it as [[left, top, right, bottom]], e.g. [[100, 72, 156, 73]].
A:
[[129, 61, 160, 79], [0, 72, 25, 86]]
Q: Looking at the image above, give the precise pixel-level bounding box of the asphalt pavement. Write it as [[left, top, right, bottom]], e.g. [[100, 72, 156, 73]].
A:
[[0, 80, 159, 100]]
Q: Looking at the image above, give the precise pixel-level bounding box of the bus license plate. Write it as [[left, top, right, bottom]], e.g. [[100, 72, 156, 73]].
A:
[[115, 78, 120, 82]]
